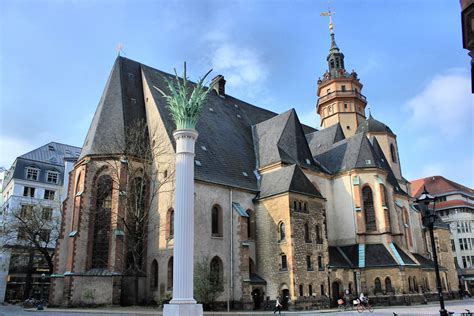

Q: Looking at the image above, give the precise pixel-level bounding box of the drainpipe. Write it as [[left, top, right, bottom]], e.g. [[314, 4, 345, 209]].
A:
[[228, 188, 234, 312]]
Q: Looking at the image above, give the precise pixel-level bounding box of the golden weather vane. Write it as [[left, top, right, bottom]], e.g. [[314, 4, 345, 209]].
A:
[[320, 1, 335, 34]]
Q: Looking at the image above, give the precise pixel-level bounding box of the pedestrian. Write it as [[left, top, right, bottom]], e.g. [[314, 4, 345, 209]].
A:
[[273, 296, 282, 315]]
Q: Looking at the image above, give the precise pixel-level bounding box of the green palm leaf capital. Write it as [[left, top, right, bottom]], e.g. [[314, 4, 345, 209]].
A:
[[153, 62, 214, 130]]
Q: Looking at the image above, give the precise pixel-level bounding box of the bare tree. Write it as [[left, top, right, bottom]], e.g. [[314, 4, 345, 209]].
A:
[[98, 118, 173, 305], [0, 202, 61, 299]]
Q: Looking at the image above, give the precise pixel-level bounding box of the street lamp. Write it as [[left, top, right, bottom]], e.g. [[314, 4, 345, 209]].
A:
[[37, 273, 45, 310], [416, 186, 448, 316]]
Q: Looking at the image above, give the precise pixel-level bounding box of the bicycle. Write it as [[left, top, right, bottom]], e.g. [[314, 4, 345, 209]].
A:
[[357, 302, 374, 313]]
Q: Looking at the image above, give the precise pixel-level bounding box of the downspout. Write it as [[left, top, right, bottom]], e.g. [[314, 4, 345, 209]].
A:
[[228, 188, 233, 312]]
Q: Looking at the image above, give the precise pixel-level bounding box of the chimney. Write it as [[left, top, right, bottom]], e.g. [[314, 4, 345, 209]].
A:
[[211, 75, 226, 98]]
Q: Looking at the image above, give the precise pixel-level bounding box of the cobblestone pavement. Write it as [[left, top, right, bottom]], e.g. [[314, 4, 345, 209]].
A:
[[0, 299, 472, 316]]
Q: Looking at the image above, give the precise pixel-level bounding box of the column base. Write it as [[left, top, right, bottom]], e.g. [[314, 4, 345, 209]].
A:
[[163, 303, 203, 316]]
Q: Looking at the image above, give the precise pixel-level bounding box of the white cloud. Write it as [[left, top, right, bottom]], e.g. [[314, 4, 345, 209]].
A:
[[404, 71, 473, 137], [203, 32, 268, 98]]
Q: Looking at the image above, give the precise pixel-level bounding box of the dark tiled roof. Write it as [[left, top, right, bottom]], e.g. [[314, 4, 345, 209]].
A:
[[329, 247, 353, 268], [253, 109, 324, 172], [412, 253, 446, 270], [257, 164, 323, 200], [250, 273, 267, 285], [306, 124, 345, 156], [338, 245, 359, 267], [315, 132, 380, 174], [365, 244, 398, 267], [393, 244, 416, 265], [20, 142, 81, 165], [79, 57, 147, 160], [356, 114, 395, 136], [5, 142, 81, 187]]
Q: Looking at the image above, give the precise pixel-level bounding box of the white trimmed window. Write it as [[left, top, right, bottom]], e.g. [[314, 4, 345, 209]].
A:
[[46, 171, 59, 184], [26, 167, 39, 181], [23, 186, 35, 197], [44, 190, 55, 200]]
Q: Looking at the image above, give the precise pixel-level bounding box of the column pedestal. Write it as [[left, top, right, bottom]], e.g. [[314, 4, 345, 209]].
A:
[[164, 129, 202, 316]]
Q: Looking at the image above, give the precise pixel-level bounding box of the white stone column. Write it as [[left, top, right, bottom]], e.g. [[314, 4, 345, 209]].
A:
[[164, 129, 203, 316]]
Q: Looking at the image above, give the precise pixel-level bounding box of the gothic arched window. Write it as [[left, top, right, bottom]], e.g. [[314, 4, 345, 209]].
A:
[[408, 276, 413, 292], [380, 184, 388, 207], [390, 144, 397, 163], [211, 205, 223, 237], [210, 256, 223, 289], [304, 223, 311, 243], [167, 257, 173, 290], [363, 186, 376, 231], [167, 208, 174, 239], [315, 224, 323, 244], [403, 207, 413, 248], [151, 259, 158, 290], [374, 277, 382, 293], [247, 209, 255, 239], [91, 175, 112, 269], [278, 222, 286, 242], [385, 277, 392, 292]]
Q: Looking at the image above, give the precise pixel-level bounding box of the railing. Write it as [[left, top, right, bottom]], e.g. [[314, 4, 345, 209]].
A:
[[317, 90, 367, 105]]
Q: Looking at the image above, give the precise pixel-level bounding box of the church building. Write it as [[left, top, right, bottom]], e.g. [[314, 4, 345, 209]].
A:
[[49, 23, 458, 309]]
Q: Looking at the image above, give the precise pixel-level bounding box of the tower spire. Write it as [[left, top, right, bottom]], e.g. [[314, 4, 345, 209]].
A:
[[321, 7, 345, 75]]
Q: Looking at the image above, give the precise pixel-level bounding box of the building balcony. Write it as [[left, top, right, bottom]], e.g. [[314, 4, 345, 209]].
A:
[[317, 90, 367, 106]]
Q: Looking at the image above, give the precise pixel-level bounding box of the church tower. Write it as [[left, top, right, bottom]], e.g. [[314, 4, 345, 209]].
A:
[[316, 14, 367, 138]]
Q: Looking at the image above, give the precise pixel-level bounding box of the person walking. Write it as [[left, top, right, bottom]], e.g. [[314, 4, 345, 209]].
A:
[[273, 296, 282, 314]]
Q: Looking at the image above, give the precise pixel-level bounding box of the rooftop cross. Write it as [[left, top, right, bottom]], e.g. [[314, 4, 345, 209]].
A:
[[116, 43, 124, 56]]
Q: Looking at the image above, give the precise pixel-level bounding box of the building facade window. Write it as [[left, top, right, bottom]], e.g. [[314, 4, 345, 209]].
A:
[[91, 175, 112, 269], [26, 167, 39, 181], [363, 186, 376, 231], [299, 284, 304, 297], [211, 205, 223, 237], [167, 208, 174, 239], [247, 209, 255, 239], [42, 207, 53, 220], [278, 222, 286, 242], [390, 144, 397, 163], [316, 224, 323, 244], [385, 277, 393, 292], [374, 277, 382, 293], [309, 284, 313, 296], [318, 256, 323, 270], [167, 257, 173, 290], [210, 256, 223, 289], [306, 255, 312, 270], [20, 205, 33, 218], [46, 171, 59, 184], [44, 189, 55, 200], [304, 223, 311, 243], [23, 186, 35, 197], [280, 253, 288, 271], [151, 259, 158, 289], [321, 284, 325, 296]]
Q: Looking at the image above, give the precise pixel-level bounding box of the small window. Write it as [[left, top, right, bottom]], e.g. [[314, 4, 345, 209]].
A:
[[374, 277, 382, 293], [128, 73, 135, 79], [304, 223, 311, 243], [47, 171, 59, 184], [42, 207, 53, 221], [211, 205, 223, 237], [280, 254, 288, 271], [44, 190, 55, 200], [25, 167, 39, 181], [390, 144, 397, 163], [299, 284, 304, 297], [309, 284, 313, 296], [20, 205, 33, 218], [278, 222, 286, 242], [48, 145, 55, 151], [344, 103, 348, 110], [341, 85, 346, 92], [318, 256, 323, 270], [23, 186, 35, 197], [306, 255, 312, 270]]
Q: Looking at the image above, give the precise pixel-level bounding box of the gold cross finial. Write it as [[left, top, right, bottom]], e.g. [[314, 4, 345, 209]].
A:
[[116, 43, 124, 56], [320, 7, 335, 34]]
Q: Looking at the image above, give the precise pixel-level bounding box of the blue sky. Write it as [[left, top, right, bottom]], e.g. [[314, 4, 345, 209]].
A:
[[1, 0, 473, 187]]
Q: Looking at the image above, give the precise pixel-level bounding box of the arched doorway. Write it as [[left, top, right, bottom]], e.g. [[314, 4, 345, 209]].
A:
[[251, 288, 262, 310], [332, 281, 342, 304], [280, 284, 290, 310]]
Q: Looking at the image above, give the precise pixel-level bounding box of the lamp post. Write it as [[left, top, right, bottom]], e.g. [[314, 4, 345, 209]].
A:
[[416, 186, 448, 316]]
